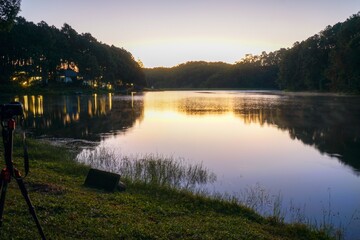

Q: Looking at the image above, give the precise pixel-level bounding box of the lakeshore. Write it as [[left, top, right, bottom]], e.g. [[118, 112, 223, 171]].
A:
[[0, 137, 333, 239]]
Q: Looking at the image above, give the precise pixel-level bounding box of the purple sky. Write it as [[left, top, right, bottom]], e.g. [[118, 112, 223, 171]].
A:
[[20, 0, 360, 67]]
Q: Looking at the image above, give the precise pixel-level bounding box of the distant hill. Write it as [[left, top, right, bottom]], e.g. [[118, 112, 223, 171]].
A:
[[145, 60, 279, 89], [145, 12, 360, 93]]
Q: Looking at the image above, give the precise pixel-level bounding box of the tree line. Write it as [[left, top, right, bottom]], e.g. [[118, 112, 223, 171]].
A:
[[146, 12, 360, 93], [0, 17, 146, 88], [1, 0, 359, 93], [278, 12, 360, 92], [145, 56, 280, 89]]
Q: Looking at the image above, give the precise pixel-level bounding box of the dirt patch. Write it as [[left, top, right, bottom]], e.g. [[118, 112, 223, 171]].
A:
[[27, 182, 66, 195]]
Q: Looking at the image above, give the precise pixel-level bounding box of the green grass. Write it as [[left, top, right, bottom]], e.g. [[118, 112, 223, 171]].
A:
[[0, 137, 333, 239]]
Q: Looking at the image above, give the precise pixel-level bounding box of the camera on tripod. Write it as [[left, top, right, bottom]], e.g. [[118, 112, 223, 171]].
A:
[[0, 102, 24, 121], [0, 101, 46, 239]]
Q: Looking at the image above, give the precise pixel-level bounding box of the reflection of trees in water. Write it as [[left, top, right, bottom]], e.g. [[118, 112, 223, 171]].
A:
[[19, 94, 144, 141], [273, 96, 360, 174], [177, 95, 278, 126], [178, 97, 233, 115], [177, 95, 360, 173], [10, 92, 360, 173]]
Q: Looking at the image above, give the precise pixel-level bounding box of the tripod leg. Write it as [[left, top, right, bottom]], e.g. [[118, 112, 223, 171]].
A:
[[0, 179, 8, 227], [15, 178, 46, 240]]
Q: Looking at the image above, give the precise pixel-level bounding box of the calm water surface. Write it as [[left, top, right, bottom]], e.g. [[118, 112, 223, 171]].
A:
[[2, 91, 360, 238]]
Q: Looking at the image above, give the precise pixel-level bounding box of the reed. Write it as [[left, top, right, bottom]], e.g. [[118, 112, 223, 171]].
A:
[[76, 147, 216, 190], [76, 147, 352, 239]]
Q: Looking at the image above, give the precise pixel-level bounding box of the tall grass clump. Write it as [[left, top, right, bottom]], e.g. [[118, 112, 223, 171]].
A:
[[228, 182, 285, 220], [76, 147, 216, 190], [230, 183, 355, 239]]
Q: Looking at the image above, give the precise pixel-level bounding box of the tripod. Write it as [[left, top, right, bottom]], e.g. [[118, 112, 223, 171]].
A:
[[0, 118, 46, 240]]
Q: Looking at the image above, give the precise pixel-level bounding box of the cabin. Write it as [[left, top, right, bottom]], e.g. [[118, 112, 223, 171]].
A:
[[58, 69, 78, 83]]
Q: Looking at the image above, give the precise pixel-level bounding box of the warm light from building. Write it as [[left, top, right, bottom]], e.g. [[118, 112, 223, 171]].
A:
[[100, 98, 106, 115], [108, 93, 112, 110], [93, 94, 98, 114], [23, 95, 29, 112], [107, 83, 112, 90], [88, 99, 93, 117], [77, 96, 81, 113], [74, 113, 80, 121], [37, 95, 43, 115]]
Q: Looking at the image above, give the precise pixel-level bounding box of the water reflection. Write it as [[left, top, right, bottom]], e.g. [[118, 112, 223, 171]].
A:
[[271, 96, 360, 175], [4, 93, 144, 141], [13, 95, 44, 118], [144, 91, 360, 174], [2, 91, 360, 173]]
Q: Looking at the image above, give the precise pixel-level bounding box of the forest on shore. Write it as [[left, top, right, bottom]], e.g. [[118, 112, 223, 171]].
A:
[[0, 16, 146, 90], [146, 12, 360, 93], [1, 0, 359, 93]]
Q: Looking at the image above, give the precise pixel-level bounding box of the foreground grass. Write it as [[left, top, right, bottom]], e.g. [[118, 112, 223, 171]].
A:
[[0, 138, 333, 239]]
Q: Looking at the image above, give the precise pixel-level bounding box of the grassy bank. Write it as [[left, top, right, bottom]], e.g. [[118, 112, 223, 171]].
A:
[[0, 137, 333, 239]]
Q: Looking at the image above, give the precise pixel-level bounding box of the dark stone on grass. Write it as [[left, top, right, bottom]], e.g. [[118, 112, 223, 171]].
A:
[[84, 168, 123, 192]]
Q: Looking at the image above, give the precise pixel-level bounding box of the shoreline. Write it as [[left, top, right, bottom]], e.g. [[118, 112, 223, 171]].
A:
[[0, 137, 335, 239], [1, 82, 359, 97]]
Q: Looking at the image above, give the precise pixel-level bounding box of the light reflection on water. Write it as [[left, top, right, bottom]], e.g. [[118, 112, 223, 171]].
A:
[[2, 90, 360, 238], [99, 91, 360, 238]]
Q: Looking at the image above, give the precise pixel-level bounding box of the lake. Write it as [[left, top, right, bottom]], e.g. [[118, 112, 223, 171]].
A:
[[1, 91, 360, 238]]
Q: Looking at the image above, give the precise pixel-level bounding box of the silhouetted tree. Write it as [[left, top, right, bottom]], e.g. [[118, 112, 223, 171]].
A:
[[278, 12, 360, 93], [0, 0, 21, 31]]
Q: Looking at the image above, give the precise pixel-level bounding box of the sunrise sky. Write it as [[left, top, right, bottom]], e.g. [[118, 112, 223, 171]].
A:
[[20, 0, 360, 68]]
